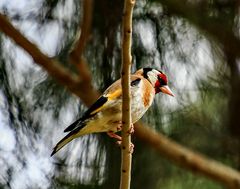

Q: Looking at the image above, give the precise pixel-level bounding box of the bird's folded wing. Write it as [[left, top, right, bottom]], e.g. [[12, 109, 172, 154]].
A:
[[64, 95, 108, 132], [63, 76, 142, 133]]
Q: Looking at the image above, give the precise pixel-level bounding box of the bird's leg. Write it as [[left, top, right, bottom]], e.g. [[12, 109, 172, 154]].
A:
[[107, 122, 134, 153], [107, 131, 123, 150], [107, 131, 122, 141]]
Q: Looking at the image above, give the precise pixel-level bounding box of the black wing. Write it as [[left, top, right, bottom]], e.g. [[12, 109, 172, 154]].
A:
[[64, 96, 108, 132], [131, 78, 141, 87]]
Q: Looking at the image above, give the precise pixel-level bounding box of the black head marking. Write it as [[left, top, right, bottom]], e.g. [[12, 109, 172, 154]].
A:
[[143, 68, 153, 78]]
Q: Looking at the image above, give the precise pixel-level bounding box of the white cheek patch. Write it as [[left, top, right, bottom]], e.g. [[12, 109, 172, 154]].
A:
[[147, 70, 159, 84]]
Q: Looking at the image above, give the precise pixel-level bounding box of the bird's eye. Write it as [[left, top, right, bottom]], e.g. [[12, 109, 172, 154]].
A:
[[158, 74, 167, 86]]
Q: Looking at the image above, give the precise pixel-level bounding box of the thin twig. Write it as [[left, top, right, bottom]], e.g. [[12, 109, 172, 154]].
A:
[[0, 15, 78, 85], [120, 0, 135, 189]]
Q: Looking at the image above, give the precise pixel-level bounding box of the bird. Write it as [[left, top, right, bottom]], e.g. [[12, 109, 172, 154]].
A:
[[51, 67, 174, 156]]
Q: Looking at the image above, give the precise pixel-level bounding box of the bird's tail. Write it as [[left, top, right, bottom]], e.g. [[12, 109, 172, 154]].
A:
[[51, 117, 90, 156], [51, 132, 76, 156]]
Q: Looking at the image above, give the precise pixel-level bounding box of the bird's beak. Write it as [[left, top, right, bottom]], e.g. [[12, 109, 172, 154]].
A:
[[160, 85, 174, 97]]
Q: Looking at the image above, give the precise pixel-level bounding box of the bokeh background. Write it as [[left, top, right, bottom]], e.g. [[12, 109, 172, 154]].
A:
[[0, 0, 240, 188]]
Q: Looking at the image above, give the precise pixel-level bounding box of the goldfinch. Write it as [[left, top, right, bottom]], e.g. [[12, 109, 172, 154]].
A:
[[51, 68, 174, 156]]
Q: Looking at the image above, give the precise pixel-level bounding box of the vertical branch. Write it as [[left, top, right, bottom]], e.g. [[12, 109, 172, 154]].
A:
[[120, 0, 135, 189]]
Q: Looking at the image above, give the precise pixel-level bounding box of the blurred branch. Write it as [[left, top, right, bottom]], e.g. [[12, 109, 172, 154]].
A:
[[0, 13, 99, 107], [69, 0, 93, 65], [135, 122, 240, 189], [158, 0, 240, 58], [0, 14, 78, 85], [1, 11, 240, 189], [120, 0, 135, 188]]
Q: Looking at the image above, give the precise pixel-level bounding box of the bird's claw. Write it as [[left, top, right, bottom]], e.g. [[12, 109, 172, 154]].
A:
[[107, 131, 122, 141], [129, 143, 134, 154], [107, 129, 134, 153], [127, 124, 134, 135]]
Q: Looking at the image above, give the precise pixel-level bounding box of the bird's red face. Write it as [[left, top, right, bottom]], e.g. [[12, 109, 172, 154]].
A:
[[155, 72, 174, 96], [142, 67, 174, 96]]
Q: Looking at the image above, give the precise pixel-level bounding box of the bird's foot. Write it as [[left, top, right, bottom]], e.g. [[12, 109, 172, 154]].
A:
[[107, 130, 134, 153], [107, 131, 122, 141], [129, 142, 134, 153], [127, 124, 134, 135]]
